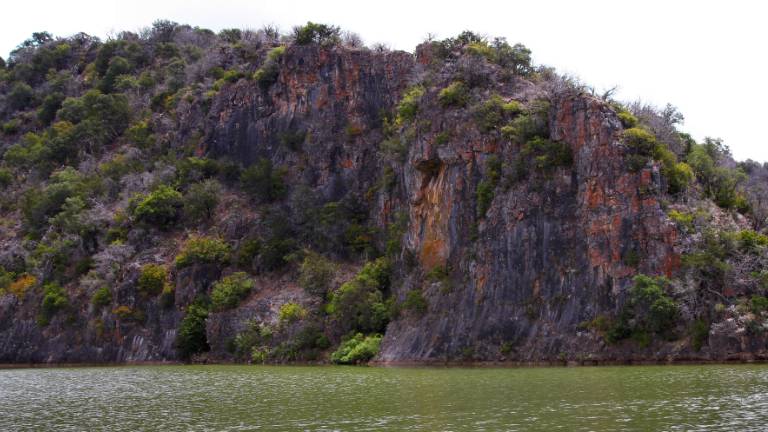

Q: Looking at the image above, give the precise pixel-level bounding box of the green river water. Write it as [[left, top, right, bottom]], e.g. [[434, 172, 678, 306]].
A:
[[1, 364, 766, 431]]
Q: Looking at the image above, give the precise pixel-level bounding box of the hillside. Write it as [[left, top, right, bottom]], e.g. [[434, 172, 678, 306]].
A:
[[1, 21, 768, 365]]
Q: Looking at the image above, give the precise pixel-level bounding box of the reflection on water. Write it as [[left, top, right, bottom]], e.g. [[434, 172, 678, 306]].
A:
[[1, 364, 767, 431]]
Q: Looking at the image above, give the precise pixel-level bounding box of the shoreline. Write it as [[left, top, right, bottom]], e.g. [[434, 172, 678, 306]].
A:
[[2, 357, 768, 370]]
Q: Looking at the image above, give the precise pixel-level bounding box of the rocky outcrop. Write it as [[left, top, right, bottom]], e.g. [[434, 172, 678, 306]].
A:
[[1, 38, 766, 365]]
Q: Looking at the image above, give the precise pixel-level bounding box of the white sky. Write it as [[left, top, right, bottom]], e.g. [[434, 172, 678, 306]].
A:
[[2, 0, 766, 162]]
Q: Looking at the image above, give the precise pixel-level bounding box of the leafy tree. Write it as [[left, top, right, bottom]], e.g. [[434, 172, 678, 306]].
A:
[[99, 56, 132, 93], [176, 299, 209, 358], [327, 258, 391, 334], [131, 185, 183, 229], [298, 252, 336, 297], [37, 92, 65, 125], [292, 22, 341, 46], [8, 82, 34, 111], [183, 179, 222, 223]]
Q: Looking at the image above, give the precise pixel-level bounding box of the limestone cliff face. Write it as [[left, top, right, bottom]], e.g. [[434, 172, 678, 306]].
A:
[[1, 40, 764, 365], [380, 93, 680, 362]]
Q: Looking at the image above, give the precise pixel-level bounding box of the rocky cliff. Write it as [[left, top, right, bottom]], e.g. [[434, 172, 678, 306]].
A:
[[1, 23, 767, 365]]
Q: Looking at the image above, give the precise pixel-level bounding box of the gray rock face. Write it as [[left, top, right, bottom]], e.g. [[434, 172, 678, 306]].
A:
[[0, 42, 764, 365]]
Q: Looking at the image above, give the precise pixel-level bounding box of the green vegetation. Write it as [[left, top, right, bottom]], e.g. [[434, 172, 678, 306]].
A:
[[91, 287, 112, 308], [211, 272, 254, 311], [473, 95, 523, 132], [240, 159, 287, 203], [606, 275, 678, 345], [395, 86, 425, 124], [175, 236, 231, 268], [278, 302, 308, 324], [476, 155, 501, 216], [438, 81, 469, 108], [330, 333, 382, 364], [176, 299, 210, 358], [39, 283, 69, 326], [137, 264, 168, 297], [131, 185, 183, 229], [298, 252, 336, 297], [293, 22, 341, 46], [522, 137, 572, 171], [327, 258, 391, 334], [253, 46, 285, 89], [183, 179, 221, 223]]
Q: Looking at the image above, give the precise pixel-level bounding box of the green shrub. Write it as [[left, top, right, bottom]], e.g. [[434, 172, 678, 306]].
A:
[[665, 162, 694, 194], [137, 264, 168, 297], [690, 319, 709, 351], [437, 81, 469, 107], [395, 86, 425, 125], [474, 95, 522, 132], [8, 82, 34, 111], [738, 230, 768, 253], [631, 275, 678, 334], [37, 92, 65, 125], [131, 185, 183, 229], [750, 295, 768, 314], [327, 258, 391, 334], [211, 272, 254, 311], [293, 22, 341, 46], [0, 168, 13, 188], [330, 333, 382, 364], [298, 252, 336, 297], [2, 119, 20, 135], [39, 282, 68, 326], [521, 137, 572, 171], [91, 287, 112, 308], [278, 302, 308, 324], [175, 236, 231, 268], [240, 158, 287, 203], [501, 103, 548, 142], [57, 89, 130, 148], [183, 179, 221, 223], [176, 300, 210, 358], [476, 155, 501, 216], [668, 210, 694, 231]]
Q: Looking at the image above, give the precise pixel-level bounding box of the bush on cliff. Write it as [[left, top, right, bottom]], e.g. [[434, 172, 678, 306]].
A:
[[176, 299, 210, 358], [298, 252, 336, 297], [210, 272, 254, 311], [91, 287, 112, 308], [175, 235, 231, 269], [606, 275, 678, 345], [137, 264, 168, 297], [330, 333, 382, 364], [38, 282, 69, 326], [327, 258, 391, 334], [438, 81, 469, 108], [292, 22, 341, 46], [131, 185, 183, 229]]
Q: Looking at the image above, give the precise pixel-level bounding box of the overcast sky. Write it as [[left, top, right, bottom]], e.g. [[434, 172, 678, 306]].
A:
[[2, 0, 766, 162]]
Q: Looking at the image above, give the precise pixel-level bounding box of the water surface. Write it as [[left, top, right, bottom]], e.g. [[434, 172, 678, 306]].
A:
[[1, 364, 767, 431]]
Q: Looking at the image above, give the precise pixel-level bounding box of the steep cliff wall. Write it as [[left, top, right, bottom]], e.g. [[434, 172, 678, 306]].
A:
[[1, 26, 767, 364]]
